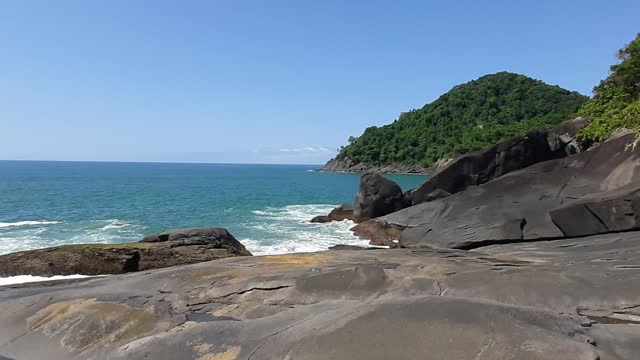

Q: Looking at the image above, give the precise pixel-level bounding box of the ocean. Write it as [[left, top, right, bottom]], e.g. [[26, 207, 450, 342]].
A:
[[0, 161, 426, 256]]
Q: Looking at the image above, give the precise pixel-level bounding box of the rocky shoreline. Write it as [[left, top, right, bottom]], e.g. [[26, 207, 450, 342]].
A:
[[0, 228, 251, 277], [318, 117, 589, 177], [2, 232, 640, 359], [2, 118, 640, 359], [317, 157, 434, 174], [352, 130, 640, 250]]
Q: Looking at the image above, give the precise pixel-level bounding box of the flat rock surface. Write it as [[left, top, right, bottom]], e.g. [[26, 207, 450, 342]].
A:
[[2, 232, 640, 359]]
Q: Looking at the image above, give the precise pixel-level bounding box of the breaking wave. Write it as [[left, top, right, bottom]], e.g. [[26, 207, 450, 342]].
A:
[[241, 204, 370, 256], [0, 220, 62, 228], [0, 206, 372, 258], [0, 219, 145, 255]]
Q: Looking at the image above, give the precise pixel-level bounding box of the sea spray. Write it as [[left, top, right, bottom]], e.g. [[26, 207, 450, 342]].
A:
[[241, 204, 370, 255]]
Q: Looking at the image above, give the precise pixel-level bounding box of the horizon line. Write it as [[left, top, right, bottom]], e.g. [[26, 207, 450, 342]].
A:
[[0, 159, 325, 166]]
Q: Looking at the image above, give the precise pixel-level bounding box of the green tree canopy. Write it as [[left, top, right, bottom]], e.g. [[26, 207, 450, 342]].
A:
[[577, 33, 640, 147], [336, 72, 587, 167]]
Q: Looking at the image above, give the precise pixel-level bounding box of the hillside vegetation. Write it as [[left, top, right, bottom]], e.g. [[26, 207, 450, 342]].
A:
[[577, 33, 640, 147], [336, 72, 587, 167]]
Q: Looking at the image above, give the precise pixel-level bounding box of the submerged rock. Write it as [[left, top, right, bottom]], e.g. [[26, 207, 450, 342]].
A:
[[0, 227, 251, 277], [354, 174, 411, 219]]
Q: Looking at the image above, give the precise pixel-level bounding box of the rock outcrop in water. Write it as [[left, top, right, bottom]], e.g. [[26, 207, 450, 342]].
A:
[[354, 173, 411, 219], [310, 174, 413, 224], [310, 203, 366, 223], [0, 228, 251, 276]]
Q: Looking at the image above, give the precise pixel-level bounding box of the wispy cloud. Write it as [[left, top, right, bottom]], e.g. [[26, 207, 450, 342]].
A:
[[25, 146, 337, 165], [278, 146, 330, 153]]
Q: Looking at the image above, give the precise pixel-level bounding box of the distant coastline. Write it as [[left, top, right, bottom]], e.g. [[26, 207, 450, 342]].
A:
[[316, 169, 429, 176], [317, 157, 433, 175]]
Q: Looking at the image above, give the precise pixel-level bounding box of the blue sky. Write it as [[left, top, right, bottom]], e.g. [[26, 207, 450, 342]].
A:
[[1, 0, 638, 164]]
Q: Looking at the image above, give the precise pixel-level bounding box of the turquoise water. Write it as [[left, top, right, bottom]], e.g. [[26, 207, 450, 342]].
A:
[[0, 161, 426, 256]]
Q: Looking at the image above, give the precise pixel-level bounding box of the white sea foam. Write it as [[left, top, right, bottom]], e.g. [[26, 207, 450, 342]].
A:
[[0, 274, 98, 286], [241, 204, 372, 256], [0, 220, 62, 228], [0, 206, 371, 259], [0, 219, 145, 255], [99, 219, 130, 230]]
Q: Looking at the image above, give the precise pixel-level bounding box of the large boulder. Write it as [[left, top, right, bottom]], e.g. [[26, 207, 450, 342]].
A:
[[0, 227, 251, 276], [549, 186, 640, 237], [353, 131, 640, 249], [310, 203, 367, 223], [409, 117, 591, 204], [354, 174, 411, 218]]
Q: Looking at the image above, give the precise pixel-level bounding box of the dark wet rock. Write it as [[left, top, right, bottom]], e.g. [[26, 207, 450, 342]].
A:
[[0, 228, 251, 277], [357, 132, 640, 249], [3, 232, 640, 359], [409, 117, 591, 204], [354, 174, 411, 219], [310, 203, 367, 223]]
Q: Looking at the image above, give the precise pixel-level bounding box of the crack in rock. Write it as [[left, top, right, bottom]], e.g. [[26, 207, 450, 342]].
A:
[[214, 285, 293, 300], [474, 337, 495, 360], [248, 316, 315, 360], [435, 281, 448, 296]]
